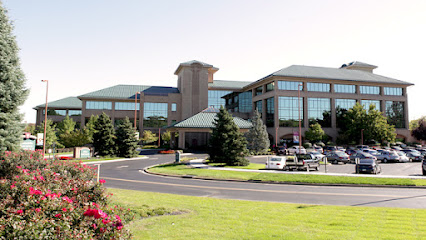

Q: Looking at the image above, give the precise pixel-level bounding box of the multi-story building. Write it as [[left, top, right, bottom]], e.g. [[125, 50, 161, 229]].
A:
[[34, 60, 413, 148]]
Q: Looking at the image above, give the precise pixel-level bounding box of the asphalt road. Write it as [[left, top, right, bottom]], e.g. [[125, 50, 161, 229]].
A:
[[94, 151, 426, 209]]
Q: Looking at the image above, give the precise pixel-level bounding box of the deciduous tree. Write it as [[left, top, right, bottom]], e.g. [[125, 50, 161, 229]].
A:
[[411, 118, 426, 141], [305, 123, 326, 143]]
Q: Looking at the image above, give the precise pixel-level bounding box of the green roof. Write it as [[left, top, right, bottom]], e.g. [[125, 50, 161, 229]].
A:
[[169, 108, 252, 129], [79, 84, 179, 99], [209, 80, 252, 89], [34, 97, 82, 109]]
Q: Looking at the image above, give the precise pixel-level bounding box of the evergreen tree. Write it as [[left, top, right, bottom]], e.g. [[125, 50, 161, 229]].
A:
[[93, 113, 116, 156], [245, 109, 269, 153], [84, 115, 99, 142], [209, 107, 249, 166], [116, 117, 138, 158], [60, 129, 91, 148], [0, 2, 29, 151], [305, 123, 326, 143], [57, 115, 76, 136]]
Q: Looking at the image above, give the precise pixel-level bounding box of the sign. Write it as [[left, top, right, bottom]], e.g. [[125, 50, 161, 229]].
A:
[[24, 132, 31, 139], [80, 148, 91, 158], [135, 132, 140, 140], [21, 139, 35, 150], [36, 133, 44, 146], [293, 131, 299, 144]]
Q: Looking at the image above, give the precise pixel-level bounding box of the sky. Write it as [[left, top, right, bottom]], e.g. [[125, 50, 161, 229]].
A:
[[2, 0, 426, 124]]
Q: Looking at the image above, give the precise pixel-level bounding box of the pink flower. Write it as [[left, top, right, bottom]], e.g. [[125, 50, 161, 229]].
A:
[[16, 210, 23, 215], [35, 208, 41, 212], [10, 185, 15, 189], [62, 208, 67, 212], [62, 196, 73, 203], [29, 187, 42, 195], [92, 224, 97, 229], [16, 166, 22, 169], [22, 169, 29, 173], [55, 213, 61, 218], [38, 176, 45, 181], [102, 219, 110, 225], [99, 179, 106, 184]]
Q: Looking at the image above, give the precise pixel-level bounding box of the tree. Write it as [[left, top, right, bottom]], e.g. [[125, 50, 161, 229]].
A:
[[35, 119, 60, 148], [338, 103, 396, 144], [0, 3, 29, 151], [116, 117, 138, 158], [161, 131, 171, 144], [411, 118, 426, 141], [141, 130, 158, 144], [305, 123, 325, 143], [24, 124, 36, 135], [93, 113, 116, 156], [410, 116, 426, 131], [59, 129, 91, 148], [57, 115, 76, 136], [84, 115, 99, 142], [245, 109, 269, 153], [209, 107, 248, 166]]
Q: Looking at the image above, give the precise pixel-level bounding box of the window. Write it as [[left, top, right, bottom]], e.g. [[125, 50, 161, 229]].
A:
[[86, 101, 112, 110], [278, 97, 303, 127], [208, 90, 231, 109], [278, 81, 303, 91], [360, 86, 380, 95], [45, 109, 66, 116], [266, 97, 274, 127], [171, 103, 177, 112], [384, 87, 403, 96], [386, 101, 405, 128], [334, 84, 356, 93], [143, 102, 168, 127], [308, 98, 331, 127], [238, 91, 252, 113], [335, 99, 356, 128], [266, 82, 274, 92], [115, 102, 139, 110], [307, 83, 330, 92], [361, 100, 380, 111], [68, 110, 82, 116], [255, 86, 263, 96], [255, 100, 262, 117]]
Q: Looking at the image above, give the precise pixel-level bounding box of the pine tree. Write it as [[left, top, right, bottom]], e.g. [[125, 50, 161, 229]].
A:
[[57, 115, 76, 136], [245, 109, 269, 154], [93, 113, 116, 156], [0, 2, 29, 151], [209, 107, 249, 166], [84, 115, 99, 142], [116, 117, 138, 158]]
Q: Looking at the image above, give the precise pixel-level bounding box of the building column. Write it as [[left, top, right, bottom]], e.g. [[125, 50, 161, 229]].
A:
[[178, 131, 186, 149], [331, 98, 336, 129]]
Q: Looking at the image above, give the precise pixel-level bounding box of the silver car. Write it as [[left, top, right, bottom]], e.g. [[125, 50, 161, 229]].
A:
[[375, 150, 400, 163]]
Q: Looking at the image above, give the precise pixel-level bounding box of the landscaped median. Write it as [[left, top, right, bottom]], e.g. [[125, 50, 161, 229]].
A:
[[147, 163, 426, 187]]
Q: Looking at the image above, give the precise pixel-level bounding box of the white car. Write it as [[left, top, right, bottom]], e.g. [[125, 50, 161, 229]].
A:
[[265, 156, 287, 170], [287, 146, 307, 154], [396, 151, 410, 162], [309, 151, 325, 161]]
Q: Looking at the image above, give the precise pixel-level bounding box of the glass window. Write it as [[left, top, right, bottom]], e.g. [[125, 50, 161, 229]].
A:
[[266, 97, 274, 127], [335, 99, 356, 128], [308, 98, 331, 127], [266, 82, 274, 92], [171, 103, 177, 112], [143, 102, 168, 127], [386, 101, 405, 128], [307, 83, 330, 92], [278, 96, 303, 127], [255, 86, 263, 96], [278, 81, 303, 91], [384, 87, 403, 96], [115, 102, 139, 110], [45, 109, 66, 116], [238, 91, 252, 113], [334, 84, 356, 93], [68, 110, 82, 116], [255, 100, 262, 117], [86, 101, 112, 110], [208, 90, 231, 109], [361, 100, 381, 112], [360, 86, 380, 95]]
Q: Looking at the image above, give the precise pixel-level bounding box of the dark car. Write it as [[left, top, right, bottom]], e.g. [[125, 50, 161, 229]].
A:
[[423, 158, 426, 176], [349, 152, 377, 163], [402, 149, 423, 162], [276, 146, 288, 155], [356, 159, 381, 174], [325, 151, 350, 164]]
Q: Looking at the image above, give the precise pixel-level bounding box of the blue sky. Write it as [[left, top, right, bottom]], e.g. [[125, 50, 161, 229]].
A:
[[3, 0, 426, 123]]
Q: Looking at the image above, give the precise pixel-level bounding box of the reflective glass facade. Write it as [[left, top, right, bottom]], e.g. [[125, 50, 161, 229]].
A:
[[308, 98, 331, 127], [255, 100, 262, 117], [171, 103, 177, 111], [334, 84, 356, 93], [266, 97, 274, 127], [255, 87, 263, 96], [68, 110, 82, 116], [86, 101, 112, 110], [115, 102, 139, 110], [208, 90, 231, 108], [238, 91, 252, 113], [384, 87, 403, 96], [143, 102, 168, 127], [278, 81, 303, 91], [278, 96, 303, 127], [45, 109, 66, 116], [360, 86, 380, 95], [361, 100, 381, 111], [307, 83, 330, 92], [335, 99, 356, 128], [266, 82, 274, 92], [386, 101, 405, 128]]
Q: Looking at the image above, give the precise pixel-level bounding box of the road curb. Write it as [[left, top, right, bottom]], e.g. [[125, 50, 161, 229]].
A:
[[142, 163, 426, 189]]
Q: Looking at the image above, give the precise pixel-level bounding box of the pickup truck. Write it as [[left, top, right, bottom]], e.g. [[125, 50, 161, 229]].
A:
[[283, 154, 319, 171]]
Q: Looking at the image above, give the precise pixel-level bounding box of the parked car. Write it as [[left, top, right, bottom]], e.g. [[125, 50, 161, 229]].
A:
[[278, 154, 319, 171], [402, 149, 423, 162], [417, 149, 426, 156], [422, 157, 426, 175], [375, 150, 400, 163], [396, 151, 410, 162], [287, 146, 307, 154], [391, 146, 403, 151], [324, 146, 337, 153], [313, 146, 323, 153], [356, 145, 369, 150], [349, 152, 377, 163], [309, 151, 325, 161], [276, 146, 288, 155], [355, 159, 381, 174], [325, 151, 350, 164], [336, 146, 346, 152], [265, 156, 288, 170], [362, 149, 379, 156], [345, 149, 357, 156]]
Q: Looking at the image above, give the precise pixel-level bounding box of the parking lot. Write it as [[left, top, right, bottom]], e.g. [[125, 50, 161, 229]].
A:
[[249, 155, 424, 177]]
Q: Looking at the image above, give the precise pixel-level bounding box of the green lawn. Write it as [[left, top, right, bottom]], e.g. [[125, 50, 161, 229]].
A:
[[109, 188, 426, 240], [69, 156, 130, 163], [149, 164, 426, 186]]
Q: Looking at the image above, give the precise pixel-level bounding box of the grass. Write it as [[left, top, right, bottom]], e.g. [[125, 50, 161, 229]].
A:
[[109, 188, 426, 239], [149, 164, 426, 186], [208, 163, 266, 170]]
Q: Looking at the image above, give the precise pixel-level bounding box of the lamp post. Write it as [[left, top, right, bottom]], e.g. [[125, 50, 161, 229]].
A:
[[361, 129, 364, 145], [41, 80, 48, 159], [298, 83, 303, 151], [134, 92, 140, 130]]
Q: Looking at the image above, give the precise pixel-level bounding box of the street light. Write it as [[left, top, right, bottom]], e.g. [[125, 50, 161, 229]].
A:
[[298, 83, 303, 151], [361, 129, 364, 145], [134, 92, 140, 130], [41, 80, 48, 159]]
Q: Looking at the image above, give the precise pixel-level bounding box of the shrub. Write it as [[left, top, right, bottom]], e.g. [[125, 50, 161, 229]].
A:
[[303, 142, 312, 149], [0, 150, 132, 239]]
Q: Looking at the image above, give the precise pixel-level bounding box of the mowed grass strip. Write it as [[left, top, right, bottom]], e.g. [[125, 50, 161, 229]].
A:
[[109, 188, 426, 240], [149, 164, 426, 186]]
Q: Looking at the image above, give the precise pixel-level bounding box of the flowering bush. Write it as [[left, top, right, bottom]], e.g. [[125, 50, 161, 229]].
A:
[[158, 149, 175, 154], [0, 150, 133, 239]]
